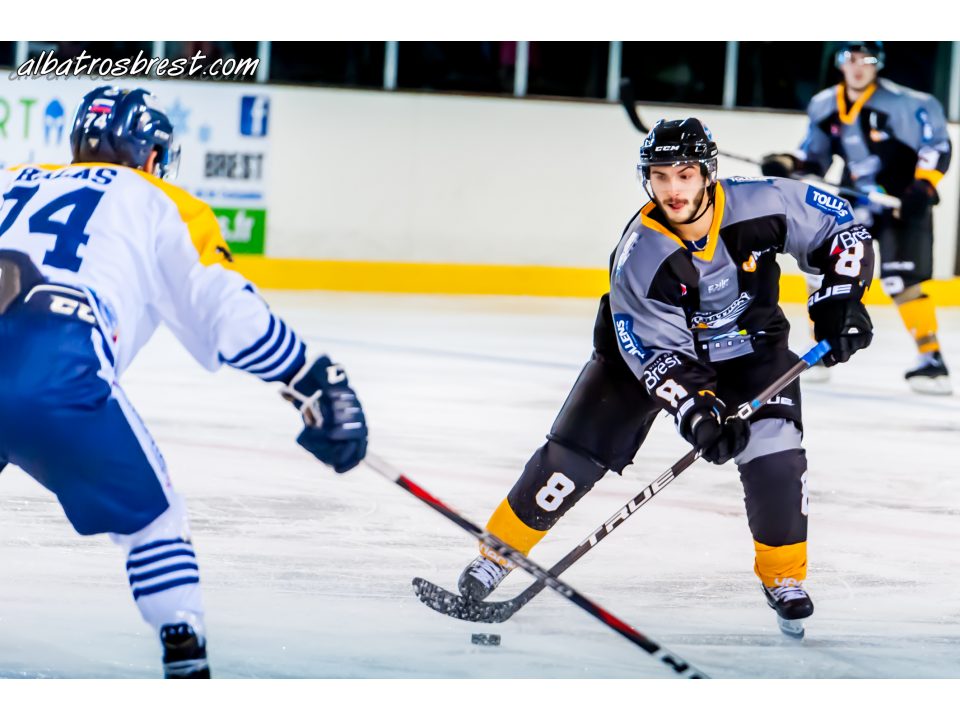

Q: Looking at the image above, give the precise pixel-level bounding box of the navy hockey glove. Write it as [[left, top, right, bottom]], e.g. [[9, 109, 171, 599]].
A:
[[899, 179, 938, 219], [676, 392, 750, 465], [282, 356, 368, 473], [808, 296, 873, 367], [760, 153, 796, 178]]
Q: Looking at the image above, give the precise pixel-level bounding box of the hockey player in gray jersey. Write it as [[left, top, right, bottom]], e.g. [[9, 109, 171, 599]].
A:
[[763, 41, 952, 394], [457, 118, 875, 638]]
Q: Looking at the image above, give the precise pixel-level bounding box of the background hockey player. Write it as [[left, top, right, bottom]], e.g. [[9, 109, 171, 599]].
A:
[[762, 41, 952, 394], [458, 118, 875, 638], [0, 86, 368, 677]]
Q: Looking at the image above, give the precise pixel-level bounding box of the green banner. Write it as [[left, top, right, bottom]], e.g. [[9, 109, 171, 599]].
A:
[[213, 207, 266, 255]]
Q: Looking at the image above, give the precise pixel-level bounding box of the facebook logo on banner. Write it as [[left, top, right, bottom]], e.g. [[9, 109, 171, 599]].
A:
[[240, 96, 270, 137]]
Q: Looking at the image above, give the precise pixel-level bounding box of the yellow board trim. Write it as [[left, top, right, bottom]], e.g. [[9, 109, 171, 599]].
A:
[[231, 257, 960, 306], [638, 184, 726, 262], [837, 83, 877, 124]]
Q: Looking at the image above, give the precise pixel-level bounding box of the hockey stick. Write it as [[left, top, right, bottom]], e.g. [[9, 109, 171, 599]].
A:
[[364, 453, 709, 678], [413, 340, 831, 625], [618, 78, 901, 211]]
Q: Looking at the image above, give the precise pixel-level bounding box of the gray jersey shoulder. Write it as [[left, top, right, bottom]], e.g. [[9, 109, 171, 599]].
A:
[[807, 86, 838, 122], [611, 207, 683, 298], [718, 178, 787, 226]]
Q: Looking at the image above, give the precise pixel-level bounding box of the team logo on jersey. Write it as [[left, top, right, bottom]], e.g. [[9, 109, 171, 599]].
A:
[[740, 245, 777, 273], [691, 292, 753, 329], [707, 277, 730, 293], [613, 314, 652, 361], [642, 352, 682, 391], [804, 187, 853, 223], [615, 232, 639, 278], [828, 225, 871, 256], [726, 176, 773, 185]]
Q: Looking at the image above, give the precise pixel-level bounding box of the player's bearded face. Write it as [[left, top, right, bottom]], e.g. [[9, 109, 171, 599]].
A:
[[650, 164, 708, 224]]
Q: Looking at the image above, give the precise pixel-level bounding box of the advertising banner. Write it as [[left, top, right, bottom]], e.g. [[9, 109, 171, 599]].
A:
[[0, 75, 270, 254]]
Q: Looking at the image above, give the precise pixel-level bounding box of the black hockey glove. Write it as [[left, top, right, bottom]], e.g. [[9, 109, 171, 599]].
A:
[[808, 296, 873, 367], [899, 179, 939, 219], [676, 392, 750, 465], [760, 153, 796, 178], [282, 356, 368, 473]]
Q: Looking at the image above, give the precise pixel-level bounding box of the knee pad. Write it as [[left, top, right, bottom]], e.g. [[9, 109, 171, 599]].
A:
[[737, 419, 808, 547], [503, 440, 607, 535]]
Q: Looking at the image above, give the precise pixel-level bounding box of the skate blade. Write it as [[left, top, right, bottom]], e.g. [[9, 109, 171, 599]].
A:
[[776, 616, 805, 640], [907, 376, 953, 396]]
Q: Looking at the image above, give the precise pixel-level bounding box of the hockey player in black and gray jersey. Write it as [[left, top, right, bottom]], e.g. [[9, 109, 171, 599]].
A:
[[457, 118, 875, 637], [763, 41, 952, 394]]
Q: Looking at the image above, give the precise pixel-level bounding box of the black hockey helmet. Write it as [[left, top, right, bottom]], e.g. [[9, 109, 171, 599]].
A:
[[638, 118, 718, 182], [637, 118, 719, 225], [834, 41, 885, 71]]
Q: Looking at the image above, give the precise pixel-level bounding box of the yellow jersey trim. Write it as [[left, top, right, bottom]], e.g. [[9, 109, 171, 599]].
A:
[[837, 83, 877, 125], [124, 167, 231, 266], [638, 184, 726, 262]]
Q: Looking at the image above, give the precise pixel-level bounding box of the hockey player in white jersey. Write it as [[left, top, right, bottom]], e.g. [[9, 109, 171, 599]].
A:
[[0, 86, 369, 677]]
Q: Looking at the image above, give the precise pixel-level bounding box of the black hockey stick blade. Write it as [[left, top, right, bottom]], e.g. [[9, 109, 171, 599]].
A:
[[364, 453, 709, 678], [618, 78, 649, 133], [411, 577, 522, 623], [412, 575, 542, 624]]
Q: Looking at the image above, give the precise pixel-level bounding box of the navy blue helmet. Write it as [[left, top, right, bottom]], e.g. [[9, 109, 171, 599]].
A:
[[834, 41, 885, 71], [70, 86, 180, 179]]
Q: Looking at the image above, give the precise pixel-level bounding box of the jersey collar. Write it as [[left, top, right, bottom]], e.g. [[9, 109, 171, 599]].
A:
[[837, 82, 877, 124], [639, 183, 726, 262]]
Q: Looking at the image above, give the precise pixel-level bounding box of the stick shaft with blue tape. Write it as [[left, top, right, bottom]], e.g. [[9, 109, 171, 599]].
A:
[[416, 341, 834, 627], [737, 340, 832, 418]]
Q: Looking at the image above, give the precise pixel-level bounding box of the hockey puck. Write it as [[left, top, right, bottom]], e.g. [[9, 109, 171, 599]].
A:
[[471, 633, 501, 646]]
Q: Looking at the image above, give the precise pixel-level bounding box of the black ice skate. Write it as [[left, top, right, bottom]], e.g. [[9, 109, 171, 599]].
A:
[[904, 351, 952, 396], [161, 622, 210, 678], [458, 553, 515, 601], [762, 580, 814, 640]]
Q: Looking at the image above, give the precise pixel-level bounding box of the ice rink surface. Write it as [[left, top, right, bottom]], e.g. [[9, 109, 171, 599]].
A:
[[0, 291, 957, 679]]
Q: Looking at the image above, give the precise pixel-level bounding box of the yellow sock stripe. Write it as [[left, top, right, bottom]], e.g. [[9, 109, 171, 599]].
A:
[[897, 296, 940, 352], [485, 498, 547, 557], [229, 258, 960, 306], [914, 168, 945, 187], [753, 540, 807, 587]]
